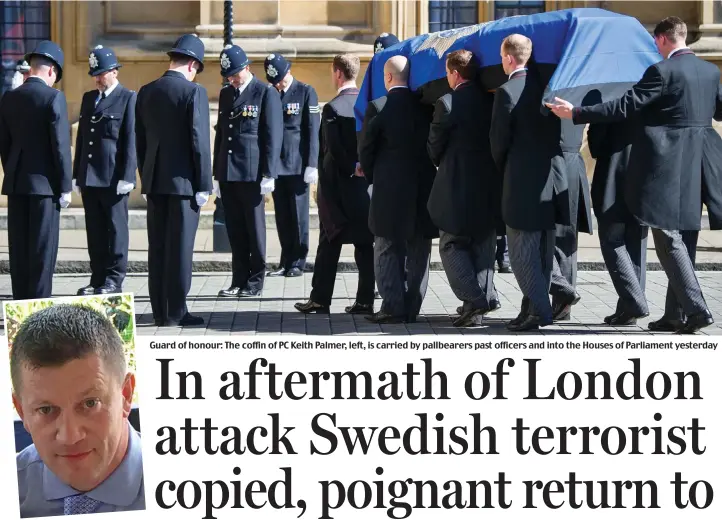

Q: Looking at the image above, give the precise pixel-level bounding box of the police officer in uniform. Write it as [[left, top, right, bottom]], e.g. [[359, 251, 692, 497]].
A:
[[136, 34, 212, 326], [264, 54, 320, 278], [214, 45, 283, 297], [0, 41, 72, 300], [74, 45, 136, 295], [374, 33, 400, 54]]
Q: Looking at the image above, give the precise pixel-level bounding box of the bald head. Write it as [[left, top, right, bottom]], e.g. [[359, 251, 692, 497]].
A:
[[383, 55, 409, 89]]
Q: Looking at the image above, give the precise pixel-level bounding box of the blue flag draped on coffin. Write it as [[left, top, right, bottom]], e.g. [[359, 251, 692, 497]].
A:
[[355, 8, 661, 131]]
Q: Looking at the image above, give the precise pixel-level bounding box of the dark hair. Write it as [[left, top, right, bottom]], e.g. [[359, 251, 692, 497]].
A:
[[169, 53, 197, 67], [446, 49, 478, 80], [653, 16, 687, 44], [10, 304, 127, 392], [332, 53, 360, 81]]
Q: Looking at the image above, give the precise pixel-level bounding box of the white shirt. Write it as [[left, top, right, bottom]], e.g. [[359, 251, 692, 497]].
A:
[[389, 85, 408, 92], [338, 84, 356, 94], [453, 80, 470, 91], [236, 74, 254, 96], [282, 76, 294, 94], [99, 80, 119, 99], [508, 67, 527, 80], [667, 47, 689, 59]]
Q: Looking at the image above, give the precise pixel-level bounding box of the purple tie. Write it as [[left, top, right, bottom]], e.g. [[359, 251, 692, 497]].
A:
[[64, 494, 101, 515]]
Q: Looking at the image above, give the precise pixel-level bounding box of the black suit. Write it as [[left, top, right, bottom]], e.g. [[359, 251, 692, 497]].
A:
[[0, 77, 72, 300], [573, 49, 715, 320], [359, 87, 437, 319], [214, 77, 283, 291], [588, 118, 649, 316], [312, 87, 374, 307], [74, 84, 137, 289], [490, 70, 561, 321], [272, 79, 319, 272], [427, 82, 498, 313], [136, 71, 212, 324]]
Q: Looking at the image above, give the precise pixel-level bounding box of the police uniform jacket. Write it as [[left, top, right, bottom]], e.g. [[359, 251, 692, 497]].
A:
[[277, 79, 319, 176], [213, 76, 282, 183], [359, 87, 437, 240], [0, 77, 72, 196], [135, 70, 212, 195], [73, 84, 137, 188], [573, 50, 720, 231]]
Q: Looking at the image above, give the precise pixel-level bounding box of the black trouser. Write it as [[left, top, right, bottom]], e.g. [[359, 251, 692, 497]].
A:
[[220, 182, 267, 291], [7, 195, 60, 300], [310, 231, 374, 307], [82, 187, 129, 288], [272, 175, 309, 270], [146, 195, 199, 323]]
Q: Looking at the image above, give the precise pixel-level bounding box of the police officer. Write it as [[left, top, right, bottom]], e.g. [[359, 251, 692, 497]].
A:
[[0, 41, 72, 300], [74, 45, 136, 295], [136, 34, 212, 326], [264, 53, 320, 278], [214, 45, 282, 297], [374, 33, 400, 54]]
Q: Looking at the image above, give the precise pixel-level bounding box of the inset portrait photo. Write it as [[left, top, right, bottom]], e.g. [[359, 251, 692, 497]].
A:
[[3, 294, 145, 518]]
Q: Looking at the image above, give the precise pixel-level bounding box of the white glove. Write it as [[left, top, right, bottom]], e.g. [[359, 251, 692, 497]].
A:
[[59, 192, 72, 209], [195, 192, 210, 207], [303, 166, 318, 184], [367, 184, 373, 198], [212, 179, 221, 198], [260, 177, 275, 195], [143, 194, 147, 201], [72, 179, 81, 195], [116, 180, 134, 195]]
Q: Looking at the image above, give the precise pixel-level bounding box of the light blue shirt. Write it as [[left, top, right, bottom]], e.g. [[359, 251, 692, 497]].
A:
[[16, 422, 145, 517]]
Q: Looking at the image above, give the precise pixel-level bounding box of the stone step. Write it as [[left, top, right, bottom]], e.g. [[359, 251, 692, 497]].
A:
[[0, 208, 712, 231]]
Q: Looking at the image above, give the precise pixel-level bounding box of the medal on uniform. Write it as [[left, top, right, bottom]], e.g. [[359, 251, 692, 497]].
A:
[[242, 105, 248, 117], [253, 106, 258, 117]]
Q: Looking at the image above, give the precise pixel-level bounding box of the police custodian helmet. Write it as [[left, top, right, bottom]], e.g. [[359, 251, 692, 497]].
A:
[[374, 33, 400, 54], [88, 45, 122, 76], [264, 53, 291, 85], [168, 34, 205, 73], [24, 40, 64, 82], [219, 44, 251, 78]]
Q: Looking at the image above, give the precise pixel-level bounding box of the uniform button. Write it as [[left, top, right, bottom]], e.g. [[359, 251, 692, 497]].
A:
[[228, 137, 232, 141], [229, 124, 232, 128], [88, 154, 92, 158], [89, 141, 93, 145], [228, 150, 232, 154], [90, 128, 95, 132]]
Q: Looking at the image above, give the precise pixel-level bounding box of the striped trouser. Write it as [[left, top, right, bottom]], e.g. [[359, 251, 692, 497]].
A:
[[506, 226, 554, 321]]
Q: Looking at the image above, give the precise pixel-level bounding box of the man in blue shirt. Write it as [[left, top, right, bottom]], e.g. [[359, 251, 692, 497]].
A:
[[11, 304, 145, 517]]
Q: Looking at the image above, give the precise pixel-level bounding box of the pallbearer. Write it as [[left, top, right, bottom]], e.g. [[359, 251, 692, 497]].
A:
[[0, 41, 72, 300], [214, 45, 283, 297], [74, 45, 136, 295], [264, 53, 320, 278]]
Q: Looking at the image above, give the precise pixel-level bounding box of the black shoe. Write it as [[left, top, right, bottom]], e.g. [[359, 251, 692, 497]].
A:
[[365, 311, 405, 324], [648, 318, 685, 332], [509, 298, 530, 326], [676, 311, 714, 334], [345, 302, 374, 315], [294, 300, 330, 314], [453, 308, 484, 327], [286, 267, 303, 277], [605, 310, 648, 326], [552, 291, 580, 321], [267, 267, 286, 277], [457, 299, 500, 316], [154, 319, 165, 326], [95, 283, 121, 295], [77, 284, 97, 296], [239, 287, 261, 297], [507, 314, 552, 332], [497, 263, 512, 274], [167, 313, 204, 327], [218, 286, 242, 298]]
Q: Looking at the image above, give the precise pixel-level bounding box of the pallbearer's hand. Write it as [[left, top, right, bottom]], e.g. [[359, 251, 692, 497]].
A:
[[212, 180, 221, 198], [195, 192, 210, 207], [367, 184, 373, 199], [545, 97, 574, 119], [72, 179, 81, 195], [116, 180, 134, 195]]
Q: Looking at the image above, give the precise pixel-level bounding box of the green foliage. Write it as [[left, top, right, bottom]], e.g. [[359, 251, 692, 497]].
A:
[[6, 295, 137, 402]]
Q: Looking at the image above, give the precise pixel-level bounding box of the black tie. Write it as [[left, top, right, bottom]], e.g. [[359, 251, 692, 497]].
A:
[[233, 88, 240, 100], [280, 89, 286, 100], [95, 91, 105, 108]]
